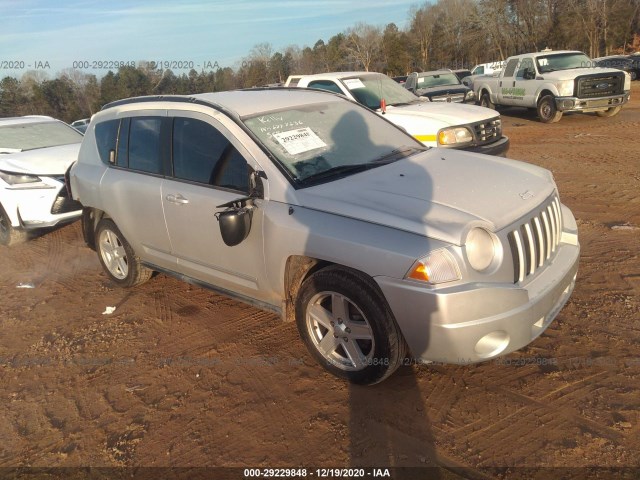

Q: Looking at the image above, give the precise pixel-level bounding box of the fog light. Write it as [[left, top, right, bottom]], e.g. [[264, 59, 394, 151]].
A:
[[474, 331, 510, 358]]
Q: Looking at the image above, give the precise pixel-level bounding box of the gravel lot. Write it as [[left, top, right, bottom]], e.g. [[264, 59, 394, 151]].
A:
[[1, 84, 638, 479]]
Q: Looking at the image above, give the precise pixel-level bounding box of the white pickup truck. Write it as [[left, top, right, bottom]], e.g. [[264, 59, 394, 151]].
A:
[[286, 72, 510, 156], [472, 50, 631, 123]]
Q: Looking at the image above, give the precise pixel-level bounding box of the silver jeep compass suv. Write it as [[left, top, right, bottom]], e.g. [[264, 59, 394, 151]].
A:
[[69, 89, 579, 384]]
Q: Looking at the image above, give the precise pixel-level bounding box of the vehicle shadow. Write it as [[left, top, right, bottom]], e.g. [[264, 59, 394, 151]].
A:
[[349, 367, 441, 475], [329, 111, 440, 473]]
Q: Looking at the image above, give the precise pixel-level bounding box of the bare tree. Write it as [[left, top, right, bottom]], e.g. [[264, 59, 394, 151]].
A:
[[345, 22, 382, 71]]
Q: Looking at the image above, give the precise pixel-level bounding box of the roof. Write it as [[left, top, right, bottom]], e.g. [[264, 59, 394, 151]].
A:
[[102, 88, 345, 118], [507, 50, 584, 60], [292, 71, 383, 81], [415, 70, 455, 77]]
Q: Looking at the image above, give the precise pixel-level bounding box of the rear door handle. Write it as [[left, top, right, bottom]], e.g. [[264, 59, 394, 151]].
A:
[[166, 194, 189, 205]]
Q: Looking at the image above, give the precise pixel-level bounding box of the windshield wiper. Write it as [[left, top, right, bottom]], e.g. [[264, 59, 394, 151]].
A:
[[299, 163, 373, 184], [371, 146, 427, 164]]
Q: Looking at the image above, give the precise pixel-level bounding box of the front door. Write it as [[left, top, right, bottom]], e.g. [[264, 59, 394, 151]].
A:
[[161, 111, 270, 302]]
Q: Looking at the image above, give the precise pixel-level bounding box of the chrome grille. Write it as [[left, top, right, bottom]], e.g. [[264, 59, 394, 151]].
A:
[[432, 93, 465, 103], [472, 117, 502, 146], [575, 73, 624, 98], [508, 196, 563, 283]]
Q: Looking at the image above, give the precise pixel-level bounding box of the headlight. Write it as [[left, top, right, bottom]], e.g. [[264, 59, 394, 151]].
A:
[[0, 171, 42, 185], [438, 127, 473, 145], [405, 248, 461, 284], [465, 227, 500, 272], [556, 81, 574, 97], [466, 90, 476, 100]]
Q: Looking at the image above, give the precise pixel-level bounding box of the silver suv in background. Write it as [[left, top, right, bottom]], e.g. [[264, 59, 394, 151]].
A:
[[0, 116, 83, 245], [70, 89, 579, 384]]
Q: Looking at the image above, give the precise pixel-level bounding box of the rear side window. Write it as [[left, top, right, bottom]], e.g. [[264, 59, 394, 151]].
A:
[[94, 120, 119, 164], [172, 118, 249, 193], [503, 59, 519, 78], [128, 117, 163, 174]]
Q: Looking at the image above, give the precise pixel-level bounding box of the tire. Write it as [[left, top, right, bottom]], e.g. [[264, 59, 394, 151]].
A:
[[95, 218, 152, 287], [537, 95, 563, 123], [480, 92, 495, 110], [295, 266, 407, 385], [630, 71, 637, 81], [595, 106, 621, 118], [0, 203, 28, 246]]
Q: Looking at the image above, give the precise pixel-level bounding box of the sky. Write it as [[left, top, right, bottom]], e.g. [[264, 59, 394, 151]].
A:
[[0, 0, 419, 79]]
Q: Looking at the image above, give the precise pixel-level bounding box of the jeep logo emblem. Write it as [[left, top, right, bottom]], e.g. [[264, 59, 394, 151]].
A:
[[519, 190, 535, 200]]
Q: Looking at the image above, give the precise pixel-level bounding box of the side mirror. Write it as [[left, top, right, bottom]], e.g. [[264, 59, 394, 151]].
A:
[[214, 170, 266, 246], [215, 203, 254, 247]]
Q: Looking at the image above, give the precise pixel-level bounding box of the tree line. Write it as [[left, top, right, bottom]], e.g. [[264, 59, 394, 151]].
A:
[[1, 0, 638, 123]]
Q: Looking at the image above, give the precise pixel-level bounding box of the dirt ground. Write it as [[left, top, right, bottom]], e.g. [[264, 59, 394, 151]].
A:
[[1, 85, 639, 479]]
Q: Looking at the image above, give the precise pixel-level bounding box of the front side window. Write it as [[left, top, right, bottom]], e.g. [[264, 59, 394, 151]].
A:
[[172, 117, 249, 192], [516, 58, 535, 78], [128, 117, 163, 174]]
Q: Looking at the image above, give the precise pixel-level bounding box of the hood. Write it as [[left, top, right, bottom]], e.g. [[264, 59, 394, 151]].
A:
[[0, 143, 81, 175], [294, 149, 555, 245], [383, 101, 497, 129], [542, 67, 625, 81]]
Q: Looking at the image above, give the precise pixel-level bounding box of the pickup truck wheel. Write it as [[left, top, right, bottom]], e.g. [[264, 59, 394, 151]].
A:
[[95, 219, 152, 287], [595, 106, 621, 118], [0, 203, 28, 246], [480, 92, 495, 110], [296, 266, 406, 385], [537, 95, 563, 123]]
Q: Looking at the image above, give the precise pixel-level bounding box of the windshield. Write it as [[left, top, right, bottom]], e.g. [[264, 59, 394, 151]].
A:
[[0, 121, 83, 151], [341, 73, 420, 109], [417, 73, 461, 89], [536, 52, 592, 73], [243, 100, 426, 186]]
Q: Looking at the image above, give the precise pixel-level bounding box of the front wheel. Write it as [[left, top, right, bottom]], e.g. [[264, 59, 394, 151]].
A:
[[95, 218, 152, 287], [0, 203, 27, 246], [480, 92, 495, 110], [595, 106, 621, 118], [296, 266, 406, 385], [537, 95, 563, 123]]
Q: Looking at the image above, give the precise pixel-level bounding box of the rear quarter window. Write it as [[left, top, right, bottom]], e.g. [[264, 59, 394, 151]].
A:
[[94, 120, 119, 164]]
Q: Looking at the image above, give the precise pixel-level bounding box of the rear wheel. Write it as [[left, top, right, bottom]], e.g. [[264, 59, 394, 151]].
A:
[[595, 106, 621, 118], [0, 203, 27, 246], [296, 266, 406, 385], [95, 218, 152, 287], [537, 95, 563, 123]]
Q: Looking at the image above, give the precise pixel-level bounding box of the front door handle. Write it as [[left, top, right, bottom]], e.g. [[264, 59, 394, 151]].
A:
[[166, 194, 189, 205]]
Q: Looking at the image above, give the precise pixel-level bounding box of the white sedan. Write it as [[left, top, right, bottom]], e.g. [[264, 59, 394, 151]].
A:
[[0, 116, 83, 245]]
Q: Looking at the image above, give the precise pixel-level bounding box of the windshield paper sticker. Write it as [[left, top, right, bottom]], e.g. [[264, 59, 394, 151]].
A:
[[343, 78, 366, 90], [273, 127, 327, 156]]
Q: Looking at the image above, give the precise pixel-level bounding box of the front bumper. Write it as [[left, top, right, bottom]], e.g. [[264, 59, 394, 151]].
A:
[[555, 92, 630, 112], [376, 213, 580, 364], [461, 135, 510, 157], [1, 184, 82, 229]]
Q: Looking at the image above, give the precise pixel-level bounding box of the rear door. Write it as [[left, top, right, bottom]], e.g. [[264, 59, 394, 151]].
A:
[[161, 110, 270, 301], [98, 112, 175, 269], [496, 58, 520, 105]]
